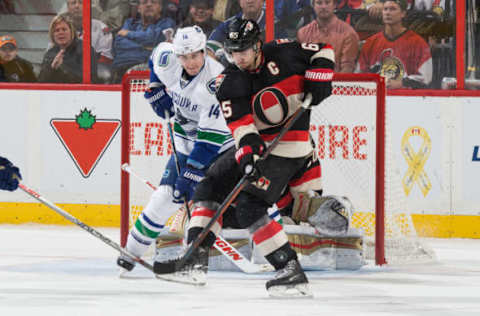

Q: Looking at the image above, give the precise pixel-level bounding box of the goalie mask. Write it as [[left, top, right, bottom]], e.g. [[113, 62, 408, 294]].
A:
[[307, 195, 353, 236], [173, 25, 207, 56]]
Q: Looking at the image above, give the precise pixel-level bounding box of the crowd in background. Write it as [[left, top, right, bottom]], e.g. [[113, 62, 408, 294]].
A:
[[0, 0, 472, 89]]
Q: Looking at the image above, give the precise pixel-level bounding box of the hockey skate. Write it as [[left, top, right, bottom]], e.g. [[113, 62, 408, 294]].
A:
[[154, 246, 209, 286], [117, 253, 136, 277], [266, 259, 313, 298]]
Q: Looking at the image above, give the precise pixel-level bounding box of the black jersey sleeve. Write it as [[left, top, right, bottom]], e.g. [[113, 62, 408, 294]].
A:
[[296, 42, 335, 105]]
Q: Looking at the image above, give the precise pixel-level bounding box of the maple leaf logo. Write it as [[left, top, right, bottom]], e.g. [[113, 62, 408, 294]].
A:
[[75, 108, 96, 130]]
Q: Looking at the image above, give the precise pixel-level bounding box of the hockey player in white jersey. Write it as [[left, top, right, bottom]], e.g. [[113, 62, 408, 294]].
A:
[[117, 26, 234, 272]]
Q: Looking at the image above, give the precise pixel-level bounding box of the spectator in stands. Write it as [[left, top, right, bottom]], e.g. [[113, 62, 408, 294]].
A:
[[67, 0, 114, 63], [92, 0, 133, 31], [357, 0, 432, 89], [337, 0, 385, 21], [39, 14, 97, 83], [207, 0, 288, 57], [65, 0, 114, 81], [413, 0, 444, 16], [211, 0, 241, 22], [297, 0, 359, 73], [275, 0, 314, 35], [111, 0, 175, 83], [0, 0, 14, 13], [335, 0, 386, 40], [0, 35, 37, 82], [180, 0, 221, 37]]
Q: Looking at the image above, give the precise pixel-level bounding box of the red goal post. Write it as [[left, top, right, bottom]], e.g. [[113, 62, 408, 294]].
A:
[[121, 70, 433, 266]]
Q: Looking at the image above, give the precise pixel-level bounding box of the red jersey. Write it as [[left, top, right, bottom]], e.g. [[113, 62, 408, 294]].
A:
[[358, 30, 432, 82]]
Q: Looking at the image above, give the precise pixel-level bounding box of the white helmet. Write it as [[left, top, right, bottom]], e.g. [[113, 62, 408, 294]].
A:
[[173, 25, 207, 56]]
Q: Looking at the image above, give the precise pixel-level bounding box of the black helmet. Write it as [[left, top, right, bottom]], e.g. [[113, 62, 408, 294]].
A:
[[224, 18, 261, 53]]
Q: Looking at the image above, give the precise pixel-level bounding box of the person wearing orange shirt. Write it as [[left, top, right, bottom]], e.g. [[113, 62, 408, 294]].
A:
[[297, 0, 359, 73]]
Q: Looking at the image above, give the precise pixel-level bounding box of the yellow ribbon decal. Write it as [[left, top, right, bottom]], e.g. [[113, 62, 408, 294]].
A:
[[401, 126, 432, 197]]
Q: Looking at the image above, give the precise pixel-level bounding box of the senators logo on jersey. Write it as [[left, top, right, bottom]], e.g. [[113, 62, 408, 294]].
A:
[[215, 74, 226, 91], [252, 87, 289, 126]]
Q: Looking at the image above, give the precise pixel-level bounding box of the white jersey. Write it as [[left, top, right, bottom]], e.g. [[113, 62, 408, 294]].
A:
[[150, 42, 234, 167]]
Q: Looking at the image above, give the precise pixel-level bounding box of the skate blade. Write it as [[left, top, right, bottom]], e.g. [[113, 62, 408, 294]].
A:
[[267, 283, 313, 298], [155, 270, 207, 286]]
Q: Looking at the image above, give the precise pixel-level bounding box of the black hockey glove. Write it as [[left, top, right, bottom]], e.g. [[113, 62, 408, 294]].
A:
[[144, 85, 174, 119], [304, 68, 333, 106], [0, 156, 22, 191], [235, 134, 266, 181]]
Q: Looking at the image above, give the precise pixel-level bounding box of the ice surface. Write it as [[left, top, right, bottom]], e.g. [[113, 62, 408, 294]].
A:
[[1, 224, 480, 316]]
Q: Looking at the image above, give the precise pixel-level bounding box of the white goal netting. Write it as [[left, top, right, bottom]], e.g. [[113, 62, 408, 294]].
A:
[[121, 71, 435, 265]]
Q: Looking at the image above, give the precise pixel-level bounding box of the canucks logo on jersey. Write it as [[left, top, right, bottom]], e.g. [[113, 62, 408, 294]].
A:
[[206, 78, 217, 95]]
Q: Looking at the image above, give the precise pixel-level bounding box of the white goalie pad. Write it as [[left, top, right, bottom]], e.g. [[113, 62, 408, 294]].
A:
[[154, 193, 362, 272], [251, 225, 365, 271], [154, 224, 365, 272]]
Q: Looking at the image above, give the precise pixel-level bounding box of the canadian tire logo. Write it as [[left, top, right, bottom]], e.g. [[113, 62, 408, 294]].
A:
[[50, 109, 121, 178]]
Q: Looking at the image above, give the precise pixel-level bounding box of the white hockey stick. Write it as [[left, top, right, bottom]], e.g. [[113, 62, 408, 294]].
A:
[[121, 163, 273, 273], [18, 183, 155, 273]]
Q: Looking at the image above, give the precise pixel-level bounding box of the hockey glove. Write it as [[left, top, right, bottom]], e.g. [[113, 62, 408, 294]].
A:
[[173, 166, 205, 202], [144, 85, 174, 119], [0, 157, 22, 191], [235, 134, 266, 181], [304, 68, 333, 106]]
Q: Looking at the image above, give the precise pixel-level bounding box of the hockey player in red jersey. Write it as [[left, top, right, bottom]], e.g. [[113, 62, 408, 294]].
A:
[[357, 0, 432, 89], [154, 18, 335, 297]]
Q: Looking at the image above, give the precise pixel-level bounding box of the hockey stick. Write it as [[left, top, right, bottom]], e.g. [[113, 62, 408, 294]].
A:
[[18, 183, 155, 273], [164, 111, 191, 219], [121, 162, 273, 273], [154, 93, 313, 274]]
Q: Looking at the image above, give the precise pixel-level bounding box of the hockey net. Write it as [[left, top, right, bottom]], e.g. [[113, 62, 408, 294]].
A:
[[120, 71, 435, 265]]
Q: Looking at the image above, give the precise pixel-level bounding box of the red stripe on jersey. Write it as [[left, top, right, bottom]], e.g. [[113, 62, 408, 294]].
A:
[[276, 191, 293, 209], [261, 130, 309, 142], [252, 220, 283, 245], [227, 114, 255, 135], [192, 207, 216, 219], [323, 43, 334, 51], [252, 75, 303, 107], [289, 164, 321, 187], [191, 207, 223, 227]]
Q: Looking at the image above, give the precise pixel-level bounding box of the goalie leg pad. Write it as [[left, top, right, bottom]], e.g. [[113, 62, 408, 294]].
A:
[[166, 201, 192, 236]]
